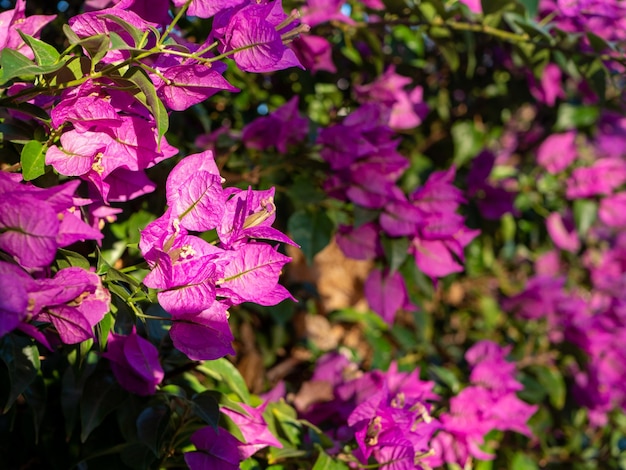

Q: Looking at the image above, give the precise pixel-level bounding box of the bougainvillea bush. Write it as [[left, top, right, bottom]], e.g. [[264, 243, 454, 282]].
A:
[[1, 0, 626, 468]]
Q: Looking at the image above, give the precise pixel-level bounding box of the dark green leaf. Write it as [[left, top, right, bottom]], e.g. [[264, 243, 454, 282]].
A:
[[586, 31, 613, 53], [0, 335, 40, 412], [121, 443, 157, 469], [191, 391, 220, 429], [0, 123, 34, 144], [80, 372, 127, 442], [61, 356, 97, 439], [136, 404, 171, 457], [23, 374, 46, 443], [18, 31, 61, 66], [481, 0, 516, 15], [0, 100, 50, 121], [287, 209, 333, 264], [20, 140, 46, 181]]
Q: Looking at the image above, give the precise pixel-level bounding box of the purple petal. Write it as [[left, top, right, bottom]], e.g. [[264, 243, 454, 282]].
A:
[[0, 197, 59, 268], [170, 303, 235, 360]]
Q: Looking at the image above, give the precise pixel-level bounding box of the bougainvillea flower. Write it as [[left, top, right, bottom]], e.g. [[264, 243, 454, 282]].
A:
[[166, 150, 226, 232], [458, 0, 482, 13], [0, 0, 56, 60], [566, 158, 626, 199], [365, 268, 413, 325], [467, 150, 518, 220], [345, 164, 406, 209], [51, 95, 121, 133], [426, 339, 537, 468], [221, 403, 282, 459], [152, 236, 224, 315], [536, 131, 577, 174], [529, 63, 565, 106], [410, 238, 465, 279], [599, 192, 626, 227], [214, 0, 304, 73], [85, 0, 171, 25], [380, 200, 425, 236], [300, 0, 354, 27], [46, 130, 107, 176], [68, 8, 157, 62], [546, 212, 580, 253], [348, 385, 439, 467], [595, 111, 626, 159], [411, 167, 465, 214], [355, 66, 429, 130], [291, 34, 337, 74], [242, 96, 308, 153], [157, 62, 239, 112], [217, 187, 297, 249], [103, 327, 164, 395], [185, 426, 241, 470], [0, 262, 37, 337], [335, 223, 383, 260], [217, 243, 294, 306], [169, 302, 235, 361], [0, 196, 60, 268], [34, 268, 110, 344], [173, 0, 247, 18]]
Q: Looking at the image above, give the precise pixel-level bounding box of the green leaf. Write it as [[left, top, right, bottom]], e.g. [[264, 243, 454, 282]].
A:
[[586, 31, 613, 53], [437, 42, 460, 72], [287, 209, 334, 264], [511, 451, 539, 470], [0, 48, 66, 84], [20, 140, 46, 181], [201, 358, 251, 403], [18, 31, 61, 66], [0, 335, 40, 412], [381, 236, 410, 273], [268, 401, 302, 446], [481, 0, 516, 15], [340, 46, 362, 66], [312, 446, 349, 470], [55, 248, 91, 270], [555, 104, 599, 130], [0, 100, 50, 121], [430, 365, 461, 394], [62, 25, 110, 65], [101, 14, 145, 47], [136, 404, 172, 457], [516, 0, 539, 17], [80, 372, 127, 442], [452, 120, 484, 167], [191, 391, 220, 429], [529, 365, 566, 410], [122, 67, 169, 143], [573, 198, 597, 237]]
